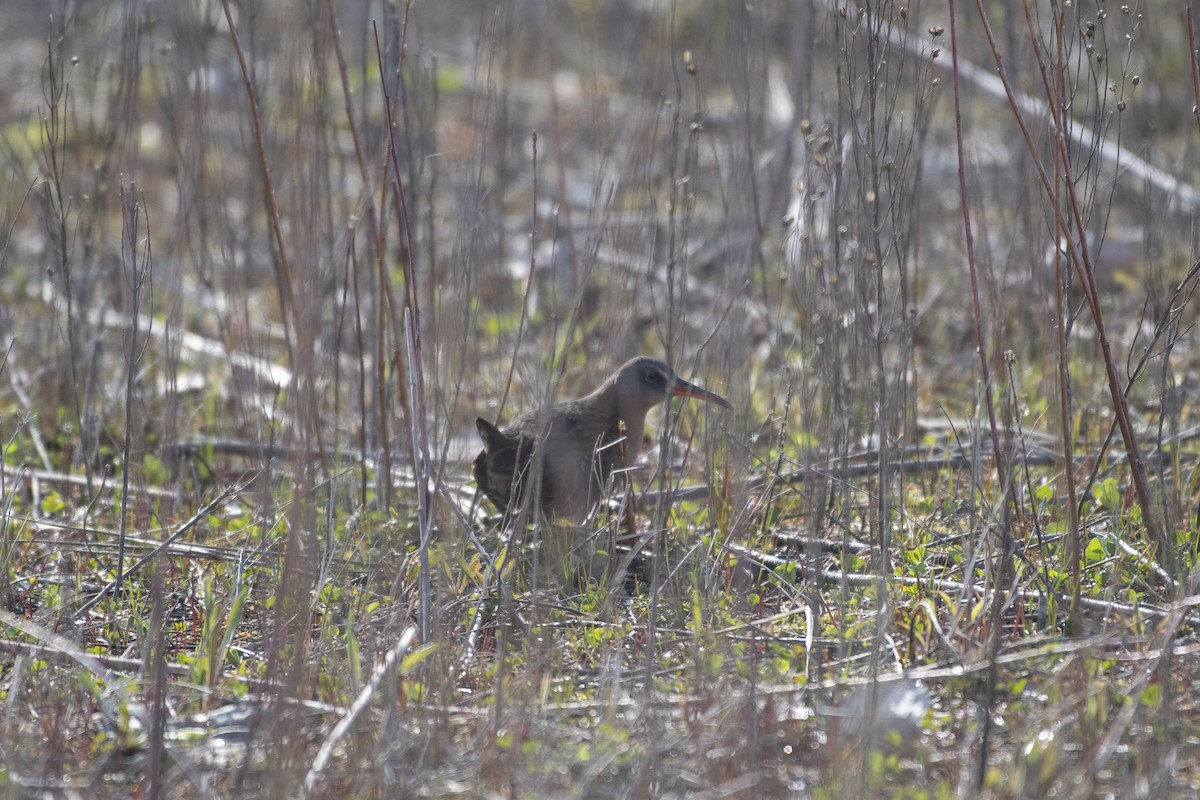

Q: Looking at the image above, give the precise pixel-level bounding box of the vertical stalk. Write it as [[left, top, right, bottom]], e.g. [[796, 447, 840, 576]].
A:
[[116, 183, 151, 606]]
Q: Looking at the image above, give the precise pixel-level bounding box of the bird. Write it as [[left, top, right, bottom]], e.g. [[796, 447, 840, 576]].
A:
[[473, 356, 731, 523]]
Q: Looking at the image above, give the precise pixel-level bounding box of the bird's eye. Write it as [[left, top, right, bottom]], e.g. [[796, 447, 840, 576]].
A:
[[646, 372, 661, 383]]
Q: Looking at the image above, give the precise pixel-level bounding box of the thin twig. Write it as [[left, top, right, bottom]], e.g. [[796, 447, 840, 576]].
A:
[[73, 484, 243, 619], [300, 626, 419, 798]]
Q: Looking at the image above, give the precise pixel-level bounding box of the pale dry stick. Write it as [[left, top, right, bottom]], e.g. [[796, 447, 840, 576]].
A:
[[404, 307, 433, 643], [1, 634, 190, 680], [723, 540, 1200, 629], [64, 301, 293, 390], [18, 518, 242, 564], [300, 625, 419, 799], [73, 484, 244, 619], [1113, 535, 1173, 589], [5, 365, 53, 473], [638, 450, 1065, 508], [881, 14, 1200, 210], [1, 607, 126, 700], [393, 630, 1200, 724], [2, 464, 179, 501], [0, 609, 205, 793], [1068, 583, 1200, 798], [462, 545, 501, 668], [0, 632, 313, 698]]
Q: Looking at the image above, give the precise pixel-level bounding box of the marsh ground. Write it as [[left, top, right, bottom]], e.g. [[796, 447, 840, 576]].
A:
[[1, 1, 1200, 797]]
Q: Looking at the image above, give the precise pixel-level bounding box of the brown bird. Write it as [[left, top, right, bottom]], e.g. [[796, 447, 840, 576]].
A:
[[473, 356, 731, 523]]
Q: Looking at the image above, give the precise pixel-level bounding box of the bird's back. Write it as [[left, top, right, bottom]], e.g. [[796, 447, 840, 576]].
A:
[[475, 401, 625, 522]]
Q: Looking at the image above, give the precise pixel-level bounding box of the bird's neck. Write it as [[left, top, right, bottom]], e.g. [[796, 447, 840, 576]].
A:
[[588, 383, 646, 465], [621, 414, 646, 465]]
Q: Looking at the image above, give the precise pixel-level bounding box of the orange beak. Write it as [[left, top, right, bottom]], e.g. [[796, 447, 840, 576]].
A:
[[672, 376, 732, 409]]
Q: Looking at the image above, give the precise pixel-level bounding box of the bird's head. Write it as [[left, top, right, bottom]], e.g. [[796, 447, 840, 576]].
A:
[[613, 356, 732, 416]]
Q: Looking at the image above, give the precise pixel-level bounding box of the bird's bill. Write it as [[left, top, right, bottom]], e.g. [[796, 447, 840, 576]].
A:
[[672, 377, 733, 409]]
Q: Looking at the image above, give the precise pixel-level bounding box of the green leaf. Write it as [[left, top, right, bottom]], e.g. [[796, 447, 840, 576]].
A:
[[40, 491, 65, 515], [401, 642, 439, 674]]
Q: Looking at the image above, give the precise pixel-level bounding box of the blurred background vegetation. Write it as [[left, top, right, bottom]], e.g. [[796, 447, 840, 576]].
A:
[[1, 1, 1199, 797]]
